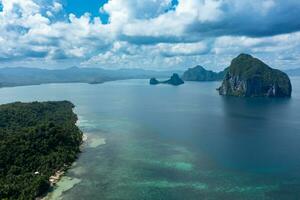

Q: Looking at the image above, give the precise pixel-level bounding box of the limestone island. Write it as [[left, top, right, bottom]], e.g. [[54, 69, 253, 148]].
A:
[[150, 73, 184, 86], [218, 54, 292, 97], [0, 101, 83, 200], [182, 65, 225, 82]]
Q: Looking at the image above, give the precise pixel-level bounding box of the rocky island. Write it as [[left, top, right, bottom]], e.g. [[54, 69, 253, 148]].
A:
[[218, 54, 292, 97], [182, 65, 225, 81], [150, 73, 184, 86], [0, 101, 83, 200]]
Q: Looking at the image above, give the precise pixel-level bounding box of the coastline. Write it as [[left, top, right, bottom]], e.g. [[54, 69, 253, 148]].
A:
[[40, 132, 108, 200], [50, 133, 88, 186], [82, 133, 88, 144], [38, 133, 88, 200]]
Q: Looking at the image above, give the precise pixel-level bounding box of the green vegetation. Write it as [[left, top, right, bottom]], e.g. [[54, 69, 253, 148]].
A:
[[229, 54, 291, 91], [0, 101, 82, 200], [219, 54, 292, 97], [182, 65, 226, 81]]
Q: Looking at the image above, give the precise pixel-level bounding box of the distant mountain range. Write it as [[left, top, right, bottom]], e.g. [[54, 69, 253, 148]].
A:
[[1, 65, 297, 88], [285, 68, 300, 76], [0, 67, 183, 87]]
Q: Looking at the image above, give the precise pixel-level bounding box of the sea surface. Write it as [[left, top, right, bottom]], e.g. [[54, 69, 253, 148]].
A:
[[1, 78, 300, 200]]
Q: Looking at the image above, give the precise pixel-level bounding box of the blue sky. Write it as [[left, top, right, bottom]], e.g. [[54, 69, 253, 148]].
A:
[[0, 0, 299, 71], [62, 0, 109, 22]]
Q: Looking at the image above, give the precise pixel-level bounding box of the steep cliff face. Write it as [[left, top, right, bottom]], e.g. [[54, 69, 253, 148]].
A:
[[182, 65, 225, 81], [218, 54, 292, 97]]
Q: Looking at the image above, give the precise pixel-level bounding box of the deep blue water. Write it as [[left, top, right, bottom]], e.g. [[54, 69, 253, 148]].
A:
[[1, 78, 300, 199]]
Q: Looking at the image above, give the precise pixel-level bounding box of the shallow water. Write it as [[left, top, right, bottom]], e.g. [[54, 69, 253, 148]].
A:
[[1, 78, 300, 199]]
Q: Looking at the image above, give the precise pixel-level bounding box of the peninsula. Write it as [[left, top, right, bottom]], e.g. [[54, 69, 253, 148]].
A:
[[0, 101, 83, 199]]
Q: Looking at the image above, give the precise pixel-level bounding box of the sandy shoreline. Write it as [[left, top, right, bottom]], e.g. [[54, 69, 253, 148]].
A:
[[82, 134, 88, 142], [37, 133, 88, 200], [39, 132, 107, 200], [50, 133, 87, 185], [50, 170, 64, 186]]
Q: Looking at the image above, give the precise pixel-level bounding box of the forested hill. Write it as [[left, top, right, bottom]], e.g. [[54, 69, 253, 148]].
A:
[[182, 65, 226, 82], [0, 101, 82, 200]]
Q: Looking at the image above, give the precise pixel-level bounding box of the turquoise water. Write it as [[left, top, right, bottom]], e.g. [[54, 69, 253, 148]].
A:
[[1, 78, 300, 199]]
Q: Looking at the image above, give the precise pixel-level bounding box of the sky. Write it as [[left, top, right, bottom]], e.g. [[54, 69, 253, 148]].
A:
[[0, 0, 300, 71]]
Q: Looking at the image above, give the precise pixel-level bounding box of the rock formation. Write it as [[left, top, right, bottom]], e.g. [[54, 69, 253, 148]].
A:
[[182, 65, 225, 81], [218, 54, 292, 97], [150, 73, 184, 86]]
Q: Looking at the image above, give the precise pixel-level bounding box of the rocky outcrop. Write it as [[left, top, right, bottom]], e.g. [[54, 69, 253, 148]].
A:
[[182, 65, 225, 81], [164, 73, 185, 85], [218, 54, 292, 97], [150, 73, 184, 86], [150, 78, 160, 85]]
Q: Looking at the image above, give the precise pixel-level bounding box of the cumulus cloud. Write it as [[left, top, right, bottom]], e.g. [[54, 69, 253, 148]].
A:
[[112, 0, 300, 43], [0, 0, 111, 62], [0, 0, 300, 70]]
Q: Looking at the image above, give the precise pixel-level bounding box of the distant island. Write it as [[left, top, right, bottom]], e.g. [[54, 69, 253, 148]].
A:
[[0, 67, 183, 88], [182, 65, 225, 81], [0, 101, 83, 199], [218, 54, 292, 97], [150, 73, 184, 86], [285, 68, 300, 77]]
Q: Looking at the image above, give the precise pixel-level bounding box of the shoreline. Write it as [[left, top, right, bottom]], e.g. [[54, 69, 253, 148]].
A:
[[82, 133, 88, 143], [0, 78, 149, 90], [50, 133, 88, 186], [38, 133, 88, 200]]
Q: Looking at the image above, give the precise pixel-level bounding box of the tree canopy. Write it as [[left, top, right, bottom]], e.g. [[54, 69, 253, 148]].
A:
[[0, 101, 82, 200]]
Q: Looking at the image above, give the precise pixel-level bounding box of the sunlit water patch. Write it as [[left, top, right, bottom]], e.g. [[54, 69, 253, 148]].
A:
[[44, 176, 81, 200]]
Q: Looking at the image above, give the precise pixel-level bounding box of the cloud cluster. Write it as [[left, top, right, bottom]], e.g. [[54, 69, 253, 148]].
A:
[[0, 0, 300, 70]]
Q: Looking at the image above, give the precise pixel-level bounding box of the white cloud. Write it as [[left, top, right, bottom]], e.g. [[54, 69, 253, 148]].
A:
[[0, 0, 300, 70], [52, 2, 62, 13]]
